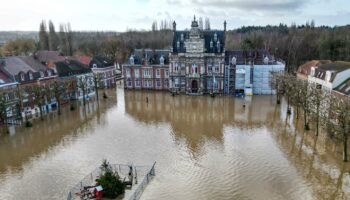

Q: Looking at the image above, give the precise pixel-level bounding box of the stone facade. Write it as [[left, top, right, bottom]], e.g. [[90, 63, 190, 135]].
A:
[[169, 16, 226, 95]]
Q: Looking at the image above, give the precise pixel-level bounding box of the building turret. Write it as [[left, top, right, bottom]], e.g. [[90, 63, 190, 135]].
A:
[[224, 20, 227, 32], [173, 21, 176, 32]]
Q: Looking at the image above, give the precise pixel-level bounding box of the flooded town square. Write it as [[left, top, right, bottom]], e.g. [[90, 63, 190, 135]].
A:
[[0, 88, 350, 200]]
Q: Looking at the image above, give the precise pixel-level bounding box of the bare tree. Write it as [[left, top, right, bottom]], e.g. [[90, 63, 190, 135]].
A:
[[329, 96, 350, 161]]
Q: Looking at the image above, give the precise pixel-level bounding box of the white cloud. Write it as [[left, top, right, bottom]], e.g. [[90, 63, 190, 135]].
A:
[[0, 0, 348, 31]]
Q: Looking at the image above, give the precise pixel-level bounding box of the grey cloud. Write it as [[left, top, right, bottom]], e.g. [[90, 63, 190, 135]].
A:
[[168, 0, 307, 12]]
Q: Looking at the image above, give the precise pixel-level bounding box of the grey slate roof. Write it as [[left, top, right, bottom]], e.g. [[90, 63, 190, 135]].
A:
[[127, 49, 170, 65], [172, 30, 225, 54], [1, 57, 36, 75], [89, 56, 114, 68], [225, 50, 278, 65]]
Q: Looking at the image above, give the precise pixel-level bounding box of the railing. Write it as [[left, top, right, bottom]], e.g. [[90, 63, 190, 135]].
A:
[[128, 162, 156, 200]]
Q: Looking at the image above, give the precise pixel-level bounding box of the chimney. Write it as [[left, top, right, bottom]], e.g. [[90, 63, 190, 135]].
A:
[[173, 21, 176, 32]]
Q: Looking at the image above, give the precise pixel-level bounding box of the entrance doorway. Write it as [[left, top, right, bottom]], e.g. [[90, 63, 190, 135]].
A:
[[191, 80, 198, 93]]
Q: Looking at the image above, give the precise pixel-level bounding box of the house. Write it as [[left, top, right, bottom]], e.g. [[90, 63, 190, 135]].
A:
[[89, 56, 116, 88], [0, 69, 20, 119], [308, 61, 350, 91], [55, 59, 95, 100], [297, 60, 331, 80], [0, 56, 58, 117], [169, 16, 225, 95], [123, 49, 170, 90], [224, 50, 285, 95]]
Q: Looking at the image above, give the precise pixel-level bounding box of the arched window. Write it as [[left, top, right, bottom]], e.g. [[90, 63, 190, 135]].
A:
[[264, 56, 269, 64], [217, 41, 220, 53], [160, 56, 164, 65], [231, 57, 237, 65], [214, 33, 217, 42]]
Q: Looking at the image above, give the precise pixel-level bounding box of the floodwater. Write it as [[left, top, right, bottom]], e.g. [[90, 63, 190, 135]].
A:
[[0, 88, 350, 200]]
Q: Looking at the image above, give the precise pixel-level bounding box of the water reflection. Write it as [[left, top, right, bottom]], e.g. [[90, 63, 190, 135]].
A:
[[0, 90, 118, 174], [0, 89, 350, 199]]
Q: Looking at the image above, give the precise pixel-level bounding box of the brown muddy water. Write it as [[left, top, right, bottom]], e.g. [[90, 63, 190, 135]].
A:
[[0, 88, 350, 200]]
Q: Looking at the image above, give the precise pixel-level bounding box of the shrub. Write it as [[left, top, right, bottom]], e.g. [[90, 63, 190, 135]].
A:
[[96, 160, 125, 199]]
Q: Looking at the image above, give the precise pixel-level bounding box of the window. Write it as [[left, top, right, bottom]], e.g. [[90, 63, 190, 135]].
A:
[[135, 79, 140, 87], [177, 41, 180, 49], [214, 33, 217, 41], [210, 40, 213, 48], [165, 70, 169, 77], [93, 64, 98, 68], [127, 80, 132, 87], [215, 65, 219, 73], [29, 72, 33, 80], [39, 71, 44, 78], [156, 69, 160, 77], [160, 56, 164, 65], [181, 33, 184, 41], [135, 69, 139, 78], [130, 56, 134, 65], [144, 69, 151, 77], [217, 41, 220, 53], [157, 79, 161, 87], [126, 69, 131, 77], [47, 70, 52, 76], [192, 64, 198, 74], [232, 57, 237, 65], [174, 63, 179, 72]]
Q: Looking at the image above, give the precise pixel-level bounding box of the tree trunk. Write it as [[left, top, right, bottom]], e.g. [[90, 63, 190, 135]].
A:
[[304, 111, 309, 130], [57, 98, 61, 115], [39, 104, 43, 120], [343, 134, 348, 162], [83, 89, 86, 107], [316, 104, 320, 136]]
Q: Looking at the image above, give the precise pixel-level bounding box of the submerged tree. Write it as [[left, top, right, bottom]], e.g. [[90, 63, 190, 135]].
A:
[[52, 81, 66, 115], [77, 75, 93, 107], [309, 84, 330, 136], [32, 85, 48, 120], [0, 93, 9, 133], [329, 96, 350, 162]]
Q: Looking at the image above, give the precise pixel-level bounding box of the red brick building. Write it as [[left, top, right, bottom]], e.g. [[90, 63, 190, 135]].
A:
[[123, 49, 169, 90]]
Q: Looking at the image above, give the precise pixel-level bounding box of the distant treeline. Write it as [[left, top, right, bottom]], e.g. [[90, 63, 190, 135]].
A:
[[1, 21, 350, 72]]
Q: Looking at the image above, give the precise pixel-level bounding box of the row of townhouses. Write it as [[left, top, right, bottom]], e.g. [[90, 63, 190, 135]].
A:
[[123, 16, 285, 96], [0, 51, 118, 119], [297, 60, 350, 99]]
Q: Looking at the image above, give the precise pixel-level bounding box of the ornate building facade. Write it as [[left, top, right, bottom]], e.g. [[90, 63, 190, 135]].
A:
[[123, 17, 285, 96], [169, 16, 226, 95]]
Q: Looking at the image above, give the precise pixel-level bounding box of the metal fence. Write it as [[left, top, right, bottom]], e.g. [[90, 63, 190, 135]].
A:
[[128, 162, 156, 200], [67, 162, 156, 200]]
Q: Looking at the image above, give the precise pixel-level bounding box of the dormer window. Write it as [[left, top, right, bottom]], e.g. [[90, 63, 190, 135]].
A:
[[217, 41, 220, 53], [177, 41, 180, 49], [20, 73, 25, 81], [231, 57, 237, 65], [40, 71, 44, 78], [47, 70, 52, 76], [214, 33, 217, 42], [29, 72, 33, 80], [130, 56, 135, 65], [264, 56, 269, 64], [160, 56, 165, 65], [93, 64, 98, 68]]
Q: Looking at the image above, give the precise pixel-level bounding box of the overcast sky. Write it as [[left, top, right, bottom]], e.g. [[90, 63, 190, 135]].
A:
[[0, 0, 349, 31]]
